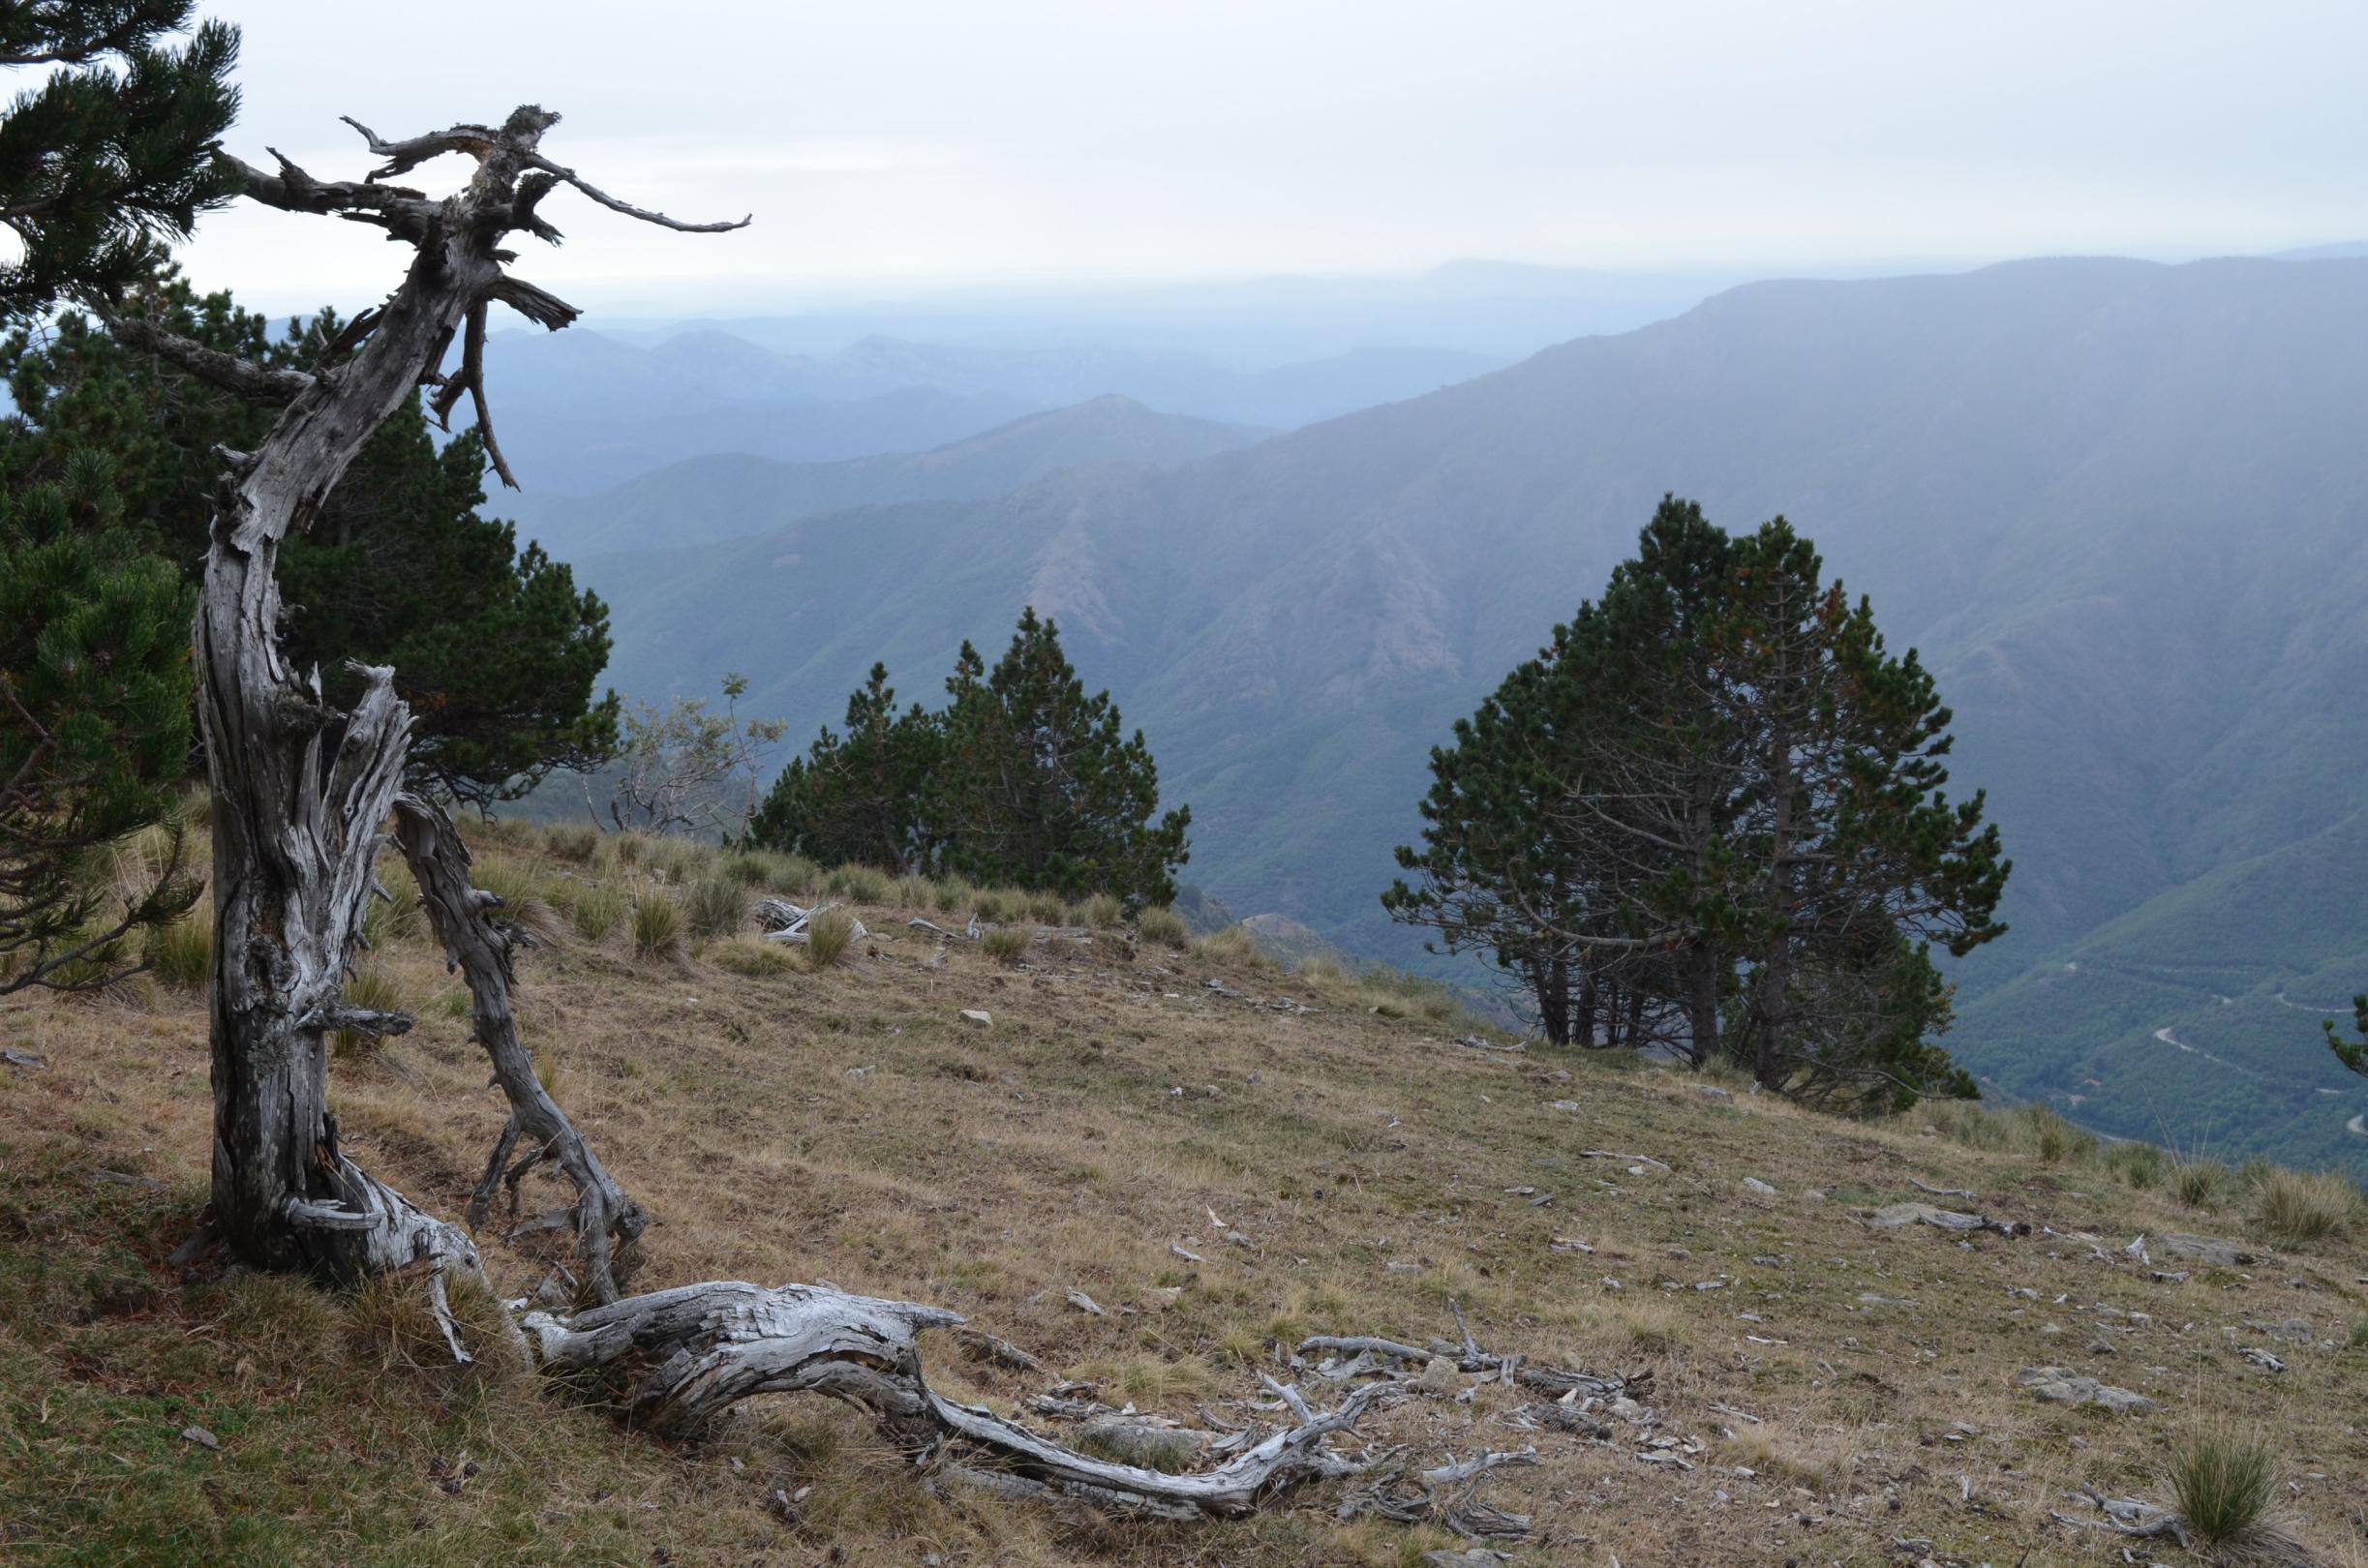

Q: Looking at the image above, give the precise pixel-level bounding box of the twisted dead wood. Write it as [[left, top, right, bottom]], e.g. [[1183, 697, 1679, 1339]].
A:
[[518, 1282, 1391, 1517]]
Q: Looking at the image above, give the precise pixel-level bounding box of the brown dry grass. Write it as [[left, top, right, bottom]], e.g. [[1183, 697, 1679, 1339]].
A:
[[1, 822, 2363, 1566]]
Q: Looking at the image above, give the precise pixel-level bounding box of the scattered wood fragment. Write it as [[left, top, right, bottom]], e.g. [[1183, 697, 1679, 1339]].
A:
[[756, 898, 867, 945], [1580, 1150, 1672, 1173], [1909, 1177, 1977, 1200]]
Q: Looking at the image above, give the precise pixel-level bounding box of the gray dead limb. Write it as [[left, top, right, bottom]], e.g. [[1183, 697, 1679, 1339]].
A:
[[1298, 1305, 1647, 1403], [1909, 1177, 1979, 1200], [1865, 1202, 2031, 1238], [517, 1282, 1392, 1517], [1580, 1150, 1673, 1173]]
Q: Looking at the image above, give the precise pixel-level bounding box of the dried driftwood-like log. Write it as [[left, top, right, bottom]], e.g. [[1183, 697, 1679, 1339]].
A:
[[519, 1282, 1390, 1516]]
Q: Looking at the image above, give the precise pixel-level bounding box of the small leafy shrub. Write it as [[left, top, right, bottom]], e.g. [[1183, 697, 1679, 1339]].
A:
[[804, 907, 858, 971], [331, 965, 405, 1059], [982, 927, 1031, 966], [632, 886, 685, 962], [2252, 1166, 2360, 1247], [146, 904, 212, 991], [1137, 905, 1189, 948], [2159, 1430, 2282, 1555], [683, 877, 746, 940]]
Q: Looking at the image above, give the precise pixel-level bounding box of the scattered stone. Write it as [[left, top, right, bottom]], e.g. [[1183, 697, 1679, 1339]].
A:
[[1742, 1177, 1777, 1196], [2149, 1233, 2258, 1267], [179, 1425, 221, 1450], [1548, 1100, 1580, 1112], [2013, 1366, 2156, 1414], [959, 1009, 991, 1026]]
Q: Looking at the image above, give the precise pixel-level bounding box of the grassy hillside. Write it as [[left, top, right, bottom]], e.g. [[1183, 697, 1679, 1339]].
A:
[[4, 821, 2366, 1565], [567, 255, 2368, 1169]]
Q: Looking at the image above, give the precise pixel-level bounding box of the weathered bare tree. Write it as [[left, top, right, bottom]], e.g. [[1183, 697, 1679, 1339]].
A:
[[121, 106, 1568, 1521]]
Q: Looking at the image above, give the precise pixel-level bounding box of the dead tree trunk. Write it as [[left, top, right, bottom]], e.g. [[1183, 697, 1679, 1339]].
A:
[[118, 107, 744, 1294]]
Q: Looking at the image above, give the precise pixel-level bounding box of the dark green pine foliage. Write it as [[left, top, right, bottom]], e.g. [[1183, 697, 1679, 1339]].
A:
[[1, 5, 229, 991], [0, 447, 200, 992], [1388, 496, 2008, 1108], [0, 2, 239, 316], [5, 279, 619, 804], [933, 610, 1190, 905], [1720, 518, 2008, 1106], [749, 662, 939, 872], [2328, 999, 2368, 1080]]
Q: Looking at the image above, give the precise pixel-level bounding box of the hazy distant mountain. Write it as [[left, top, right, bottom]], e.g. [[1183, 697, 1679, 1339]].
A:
[[507, 397, 1271, 558], [494, 385, 1045, 496], [569, 256, 2368, 1172]]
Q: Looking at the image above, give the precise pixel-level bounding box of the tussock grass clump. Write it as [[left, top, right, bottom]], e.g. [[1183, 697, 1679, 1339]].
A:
[[970, 889, 1011, 924], [330, 965, 404, 1059], [982, 927, 1031, 966], [2172, 1158, 2229, 1209], [894, 874, 935, 910], [145, 905, 211, 992], [569, 880, 625, 942], [643, 836, 717, 886], [2017, 1102, 2097, 1165], [2104, 1139, 2168, 1191], [2349, 1313, 2368, 1351], [1137, 905, 1189, 948], [826, 864, 890, 904], [471, 855, 563, 945], [1025, 890, 1068, 925], [1193, 925, 1265, 969], [2251, 1166, 2360, 1248], [711, 937, 796, 978], [541, 824, 599, 862], [804, 907, 858, 971], [1080, 892, 1123, 928], [932, 876, 973, 915], [632, 886, 685, 962], [683, 877, 746, 940], [2159, 1430, 2286, 1559]]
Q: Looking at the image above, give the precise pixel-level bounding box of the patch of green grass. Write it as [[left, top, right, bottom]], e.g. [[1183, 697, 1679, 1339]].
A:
[[331, 965, 405, 1059], [2159, 1429, 2282, 1554], [632, 886, 685, 963], [145, 903, 211, 991], [570, 881, 625, 943], [683, 877, 746, 940]]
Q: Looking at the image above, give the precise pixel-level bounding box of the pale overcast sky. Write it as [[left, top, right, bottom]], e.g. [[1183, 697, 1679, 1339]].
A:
[[177, 0, 2367, 315]]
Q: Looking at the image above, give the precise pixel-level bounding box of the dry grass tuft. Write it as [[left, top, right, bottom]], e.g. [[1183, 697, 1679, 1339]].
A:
[[683, 876, 746, 940], [1137, 905, 1190, 948], [2252, 1166, 2361, 1248], [804, 907, 858, 971], [570, 880, 625, 943], [2159, 1429, 2292, 1562], [145, 902, 211, 991], [982, 927, 1031, 966], [330, 965, 405, 1059]]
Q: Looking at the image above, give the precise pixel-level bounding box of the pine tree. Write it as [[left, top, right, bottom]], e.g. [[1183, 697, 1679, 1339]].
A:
[[0, 2, 239, 316], [750, 663, 938, 871], [6, 277, 619, 803], [2326, 999, 2368, 1079], [932, 610, 1190, 904], [1387, 497, 2006, 1105], [0, 3, 230, 991]]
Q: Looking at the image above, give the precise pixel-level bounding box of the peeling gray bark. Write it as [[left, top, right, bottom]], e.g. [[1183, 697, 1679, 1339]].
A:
[[158, 107, 739, 1294]]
